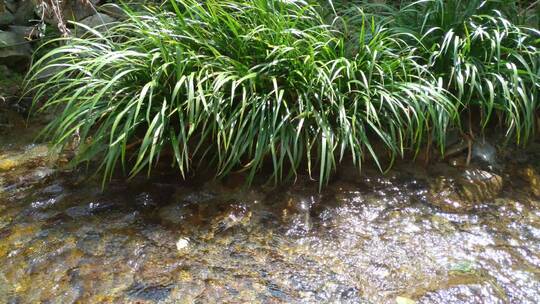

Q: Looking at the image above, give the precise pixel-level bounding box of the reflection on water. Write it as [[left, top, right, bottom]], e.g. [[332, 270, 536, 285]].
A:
[[0, 129, 539, 303]]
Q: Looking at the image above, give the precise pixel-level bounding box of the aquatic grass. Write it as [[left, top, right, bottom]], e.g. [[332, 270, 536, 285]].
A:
[[25, 0, 457, 187], [393, 0, 540, 143]]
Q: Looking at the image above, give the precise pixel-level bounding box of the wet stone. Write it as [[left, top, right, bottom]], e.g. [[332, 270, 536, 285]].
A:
[[134, 192, 157, 209], [76, 13, 116, 35], [182, 189, 216, 204], [31, 195, 61, 209], [41, 183, 64, 195], [428, 169, 503, 213], [76, 232, 103, 256], [141, 226, 176, 248], [459, 169, 503, 202], [126, 282, 173, 302], [65, 205, 92, 218], [0, 11, 14, 26], [89, 201, 117, 212], [21, 167, 55, 183], [418, 283, 505, 303], [157, 202, 194, 225], [209, 202, 252, 235], [63, 201, 116, 219]]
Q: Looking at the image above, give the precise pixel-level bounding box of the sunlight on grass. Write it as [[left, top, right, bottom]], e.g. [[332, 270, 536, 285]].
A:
[[24, 0, 539, 187]]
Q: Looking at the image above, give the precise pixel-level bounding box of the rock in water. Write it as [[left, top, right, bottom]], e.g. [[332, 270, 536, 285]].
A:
[[459, 170, 503, 202], [158, 202, 193, 225], [209, 203, 252, 234], [429, 169, 503, 213]]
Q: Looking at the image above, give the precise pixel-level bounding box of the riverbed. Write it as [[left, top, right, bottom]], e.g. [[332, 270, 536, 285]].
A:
[[0, 113, 539, 303]]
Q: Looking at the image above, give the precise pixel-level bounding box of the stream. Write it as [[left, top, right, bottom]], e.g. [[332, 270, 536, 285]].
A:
[[0, 111, 539, 303]]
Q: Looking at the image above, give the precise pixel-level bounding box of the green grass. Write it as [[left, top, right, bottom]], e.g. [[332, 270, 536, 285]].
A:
[[391, 0, 540, 142], [24, 0, 539, 187]]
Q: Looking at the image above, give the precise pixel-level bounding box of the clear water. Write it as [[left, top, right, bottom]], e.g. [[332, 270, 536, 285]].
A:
[[0, 121, 539, 303]]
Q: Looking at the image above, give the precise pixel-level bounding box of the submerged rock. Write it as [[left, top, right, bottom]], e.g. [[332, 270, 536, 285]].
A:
[[429, 169, 503, 213], [0, 144, 52, 172], [209, 202, 252, 234], [127, 282, 173, 302], [20, 167, 55, 183], [158, 202, 194, 225], [277, 190, 322, 236]]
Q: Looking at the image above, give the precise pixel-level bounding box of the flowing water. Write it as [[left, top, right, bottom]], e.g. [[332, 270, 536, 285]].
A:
[[0, 116, 539, 303]]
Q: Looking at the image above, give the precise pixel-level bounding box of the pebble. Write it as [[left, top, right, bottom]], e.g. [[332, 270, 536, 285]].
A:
[[396, 296, 416, 304], [176, 237, 189, 251]]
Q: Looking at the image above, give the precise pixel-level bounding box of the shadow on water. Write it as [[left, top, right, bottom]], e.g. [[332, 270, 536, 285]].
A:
[[0, 119, 539, 303]]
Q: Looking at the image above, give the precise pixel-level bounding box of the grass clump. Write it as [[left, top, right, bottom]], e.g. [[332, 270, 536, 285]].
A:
[[26, 0, 456, 186], [25, 0, 540, 187], [393, 0, 540, 142]]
